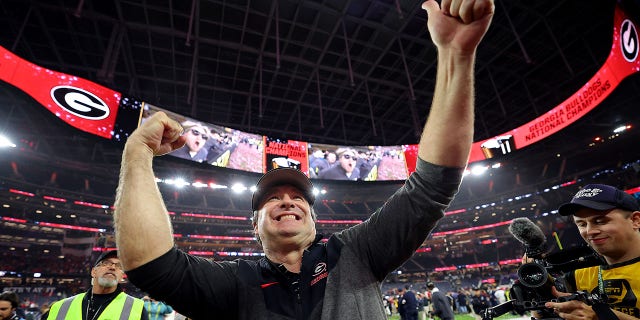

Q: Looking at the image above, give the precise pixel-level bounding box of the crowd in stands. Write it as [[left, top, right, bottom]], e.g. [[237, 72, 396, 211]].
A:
[[2, 143, 640, 318], [0, 253, 90, 275]]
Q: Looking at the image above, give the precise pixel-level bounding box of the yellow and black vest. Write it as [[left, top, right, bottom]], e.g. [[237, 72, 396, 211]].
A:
[[47, 292, 145, 320], [571, 257, 640, 318]]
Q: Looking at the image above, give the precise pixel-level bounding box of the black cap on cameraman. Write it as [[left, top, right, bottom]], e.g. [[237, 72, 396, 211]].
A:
[[559, 184, 640, 216]]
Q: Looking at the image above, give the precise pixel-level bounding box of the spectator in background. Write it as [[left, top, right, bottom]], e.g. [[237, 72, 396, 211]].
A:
[[317, 147, 360, 180], [23, 304, 40, 320], [493, 286, 506, 305], [456, 288, 469, 314], [427, 283, 454, 320], [398, 286, 419, 320], [308, 149, 328, 178], [113, 0, 495, 318], [43, 250, 147, 320], [143, 296, 174, 320], [470, 287, 489, 320], [384, 296, 394, 316], [446, 292, 456, 314], [325, 151, 337, 167], [169, 121, 210, 163], [206, 130, 238, 166], [205, 131, 226, 164], [356, 151, 373, 180], [388, 296, 397, 316], [416, 292, 427, 320], [0, 291, 24, 320], [310, 151, 338, 178]]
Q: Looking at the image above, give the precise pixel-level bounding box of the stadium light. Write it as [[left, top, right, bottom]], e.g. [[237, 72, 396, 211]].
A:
[[231, 183, 247, 193], [0, 135, 16, 148], [209, 182, 228, 189], [470, 165, 488, 176], [165, 178, 189, 188], [613, 124, 631, 133], [192, 181, 208, 188]]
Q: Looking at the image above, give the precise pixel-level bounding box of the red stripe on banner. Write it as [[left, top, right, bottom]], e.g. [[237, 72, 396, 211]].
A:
[[0, 46, 121, 139], [466, 4, 640, 164]]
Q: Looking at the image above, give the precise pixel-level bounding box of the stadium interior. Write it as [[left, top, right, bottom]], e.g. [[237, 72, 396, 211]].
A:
[[1, 0, 640, 308]]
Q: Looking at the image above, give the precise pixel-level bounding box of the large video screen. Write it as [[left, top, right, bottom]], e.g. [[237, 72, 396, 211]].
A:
[[143, 105, 264, 173], [1, 3, 639, 181]]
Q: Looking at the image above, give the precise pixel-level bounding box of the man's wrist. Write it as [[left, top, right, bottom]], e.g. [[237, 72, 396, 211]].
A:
[[437, 47, 477, 65], [592, 303, 619, 320], [123, 140, 154, 163]]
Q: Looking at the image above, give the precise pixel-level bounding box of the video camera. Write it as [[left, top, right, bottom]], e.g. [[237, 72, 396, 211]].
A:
[[481, 218, 606, 320]]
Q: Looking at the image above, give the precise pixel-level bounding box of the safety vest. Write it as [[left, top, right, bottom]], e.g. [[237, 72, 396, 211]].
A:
[[47, 292, 145, 320]]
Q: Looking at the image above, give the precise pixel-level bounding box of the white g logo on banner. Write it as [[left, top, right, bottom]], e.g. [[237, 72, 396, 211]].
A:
[[621, 19, 638, 62], [50, 86, 110, 120]]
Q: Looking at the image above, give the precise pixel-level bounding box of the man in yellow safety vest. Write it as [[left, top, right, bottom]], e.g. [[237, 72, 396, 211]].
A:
[[44, 250, 148, 320]]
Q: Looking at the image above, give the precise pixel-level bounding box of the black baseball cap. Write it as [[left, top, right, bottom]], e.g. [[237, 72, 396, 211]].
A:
[[559, 184, 640, 216], [251, 168, 315, 211], [94, 250, 118, 267]]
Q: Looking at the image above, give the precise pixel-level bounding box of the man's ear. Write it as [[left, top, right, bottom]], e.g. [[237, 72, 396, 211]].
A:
[[631, 210, 640, 231], [253, 220, 261, 245]]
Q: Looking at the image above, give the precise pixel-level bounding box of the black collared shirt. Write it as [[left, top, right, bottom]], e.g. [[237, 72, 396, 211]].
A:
[[253, 234, 330, 318]]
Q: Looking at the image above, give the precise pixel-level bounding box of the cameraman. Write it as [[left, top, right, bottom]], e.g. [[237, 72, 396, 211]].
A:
[[544, 184, 640, 320]]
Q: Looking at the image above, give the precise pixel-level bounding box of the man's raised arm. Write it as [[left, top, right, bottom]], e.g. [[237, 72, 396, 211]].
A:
[[114, 112, 185, 270], [419, 0, 494, 167]]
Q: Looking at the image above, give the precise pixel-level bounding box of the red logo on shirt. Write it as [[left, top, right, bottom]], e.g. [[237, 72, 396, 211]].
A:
[[310, 272, 327, 286], [310, 262, 328, 286]]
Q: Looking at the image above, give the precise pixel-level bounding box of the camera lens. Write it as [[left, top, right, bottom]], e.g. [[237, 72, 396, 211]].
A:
[[517, 262, 549, 288]]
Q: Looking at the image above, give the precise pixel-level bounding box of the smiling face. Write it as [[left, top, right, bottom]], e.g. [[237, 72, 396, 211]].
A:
[[91, 257, 125, 293], [573, 208, 640, 264], [184, 126, 209, 153], [253, 185, 316, 251]]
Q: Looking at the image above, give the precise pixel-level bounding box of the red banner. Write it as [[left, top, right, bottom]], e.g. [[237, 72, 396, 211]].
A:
[[1, 3, 637, 178], [0, 46, 121, 139], [467, 4, 640, 164], [264, 137, 310, 174]]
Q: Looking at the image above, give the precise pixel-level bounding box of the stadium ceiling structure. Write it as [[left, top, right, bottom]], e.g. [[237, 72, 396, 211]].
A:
[[1, 0, 640, 176], [3, 1, 640, 271]]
